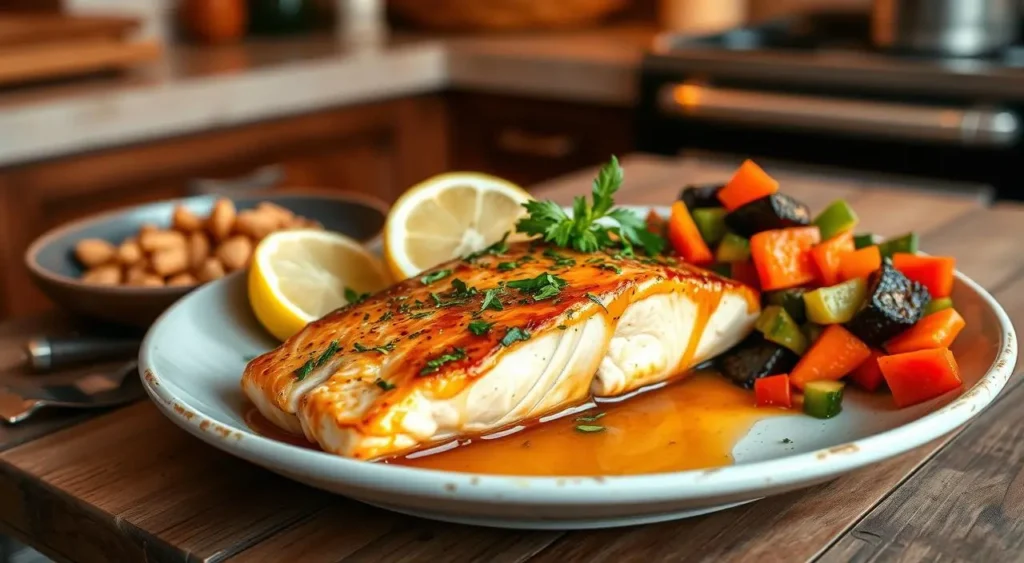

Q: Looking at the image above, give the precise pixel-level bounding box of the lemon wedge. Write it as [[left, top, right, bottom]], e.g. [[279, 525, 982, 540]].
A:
[[249, 230, 389, 341], [384, 172, 531, 280]]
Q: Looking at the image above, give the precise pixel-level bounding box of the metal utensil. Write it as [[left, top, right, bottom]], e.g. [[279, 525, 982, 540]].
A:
[[871, 0, 1020, 57], [0, 361, 143, 424], [22, 335, 141, 373]]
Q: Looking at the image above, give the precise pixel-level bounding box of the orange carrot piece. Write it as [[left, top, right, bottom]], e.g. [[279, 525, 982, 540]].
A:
[[848, 349, 886, 392], [810, 231, 855, 286], [885, 308, 966, 354], [892, 253, 956, 298], [878, 348, 962, 408], [790, 324, 872, 390], [750, 226, 821, 291], [838, 245, 882, 282], [667, 201, 714, 264], [717, 160, 780, 211]]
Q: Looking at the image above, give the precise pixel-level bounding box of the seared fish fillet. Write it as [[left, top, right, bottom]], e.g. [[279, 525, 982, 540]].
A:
[[243, 243, 759, 460]]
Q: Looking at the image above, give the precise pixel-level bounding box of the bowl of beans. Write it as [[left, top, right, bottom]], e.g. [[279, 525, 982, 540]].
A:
[[25, 191, 387, 328]]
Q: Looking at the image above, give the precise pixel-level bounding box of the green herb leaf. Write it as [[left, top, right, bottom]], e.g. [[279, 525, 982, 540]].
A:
[[586, 292, 607, 312], [408, 330, 425, 339], [354, 340, 395, 355], [376, 379, 396, 391], [507, 273, 567, 301], [468, 320, 495, 336], [464, 232, 510, 261], [419, 347, 467, 376], [378, 311, 393, 322], [500, 327, 531, 347], [497, 261, 517, 271], [450, 278, 477, 298], [598, 263, 622, 274], [421, 269, 452, 285], [557, 324, 568, 330], [608, 208, 666, 256], [344, 287, 370, 305], [575, 412, 605, 423], [294, 340, 340, 380], [575, 424, 605, 433], [480, 289, 504, 312], [543, 248, 576, 267], [409, 311, 433, 319]]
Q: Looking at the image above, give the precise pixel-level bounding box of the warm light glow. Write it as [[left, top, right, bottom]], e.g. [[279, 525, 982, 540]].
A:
[[673, 84, 703, 108]]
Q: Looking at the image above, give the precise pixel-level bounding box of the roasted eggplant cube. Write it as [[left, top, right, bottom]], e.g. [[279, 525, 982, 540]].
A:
[[724, 193, 812, 237], [679, 183, 724, 210], [716, 333, 800, 389], [845, 260, 931, 347]]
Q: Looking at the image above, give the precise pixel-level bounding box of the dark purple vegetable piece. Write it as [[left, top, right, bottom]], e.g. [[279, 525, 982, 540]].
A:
[[679, 183, 724, 211], [716, 332, 799, 389], [844, 259, 931, 348], [723, 193, 812, 237]]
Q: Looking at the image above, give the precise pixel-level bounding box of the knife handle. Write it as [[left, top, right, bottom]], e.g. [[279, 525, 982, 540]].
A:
[[25, 336, 141, 372]]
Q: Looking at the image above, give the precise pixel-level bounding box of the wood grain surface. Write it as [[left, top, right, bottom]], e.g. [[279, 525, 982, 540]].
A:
[[0, 154, 1017, 563]]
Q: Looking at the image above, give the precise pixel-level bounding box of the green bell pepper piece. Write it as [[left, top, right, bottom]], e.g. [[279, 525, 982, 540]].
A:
[[877, 232, 919, 258], [813, 199, 859, 240], [853, 233, 876, 249], [803, 380, 845, 419], [692, 207, 728, 246], [755, 305, 808, 355], [924, 296, 954, 316], [803, 277, 868, 324], [765, 288, 807, 324], [716, 232, 751, 262]]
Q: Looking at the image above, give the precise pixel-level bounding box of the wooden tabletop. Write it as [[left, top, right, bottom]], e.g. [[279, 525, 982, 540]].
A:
[[1, 153, 1021, 563]]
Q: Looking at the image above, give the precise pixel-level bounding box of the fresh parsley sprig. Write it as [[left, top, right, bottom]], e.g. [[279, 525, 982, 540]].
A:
[[515, 156, 666, 256]]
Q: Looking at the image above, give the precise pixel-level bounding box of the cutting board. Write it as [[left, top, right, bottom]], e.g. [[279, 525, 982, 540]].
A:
[[0, 14, 162, 88]]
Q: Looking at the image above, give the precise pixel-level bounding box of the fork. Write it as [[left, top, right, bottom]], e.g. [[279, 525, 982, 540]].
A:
[[0, 361, 143, 425]]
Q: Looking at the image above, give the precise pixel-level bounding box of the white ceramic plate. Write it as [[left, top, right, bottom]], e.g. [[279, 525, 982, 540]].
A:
[[139, 207, 1017, 530]]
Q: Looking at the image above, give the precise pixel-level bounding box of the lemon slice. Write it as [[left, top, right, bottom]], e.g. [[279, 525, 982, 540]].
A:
[[249, 230, 389, 341], [384, 172, 531, 280]]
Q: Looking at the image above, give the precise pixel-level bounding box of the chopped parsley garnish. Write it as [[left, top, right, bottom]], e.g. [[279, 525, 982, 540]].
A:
[[408, 330, 425, 339], [575, 412, 605, 423], [543, 248, 576, 267], [398, 303, 411, 314], [421, 269, 452, 285], [419, 347, 467, 376], [507, 273, 567, 301], [375, 379, 396, 391], [586, 292, 607, 312], [378, 311, 393, 322], [557, 324, 568, 330], [362, 313, 370, 322], [409, 311, 433, 319], [598, 263, 622, 274], [575, 424, 605, 433], [480, 289, 504, 311], [353, 340, 396, 355], [344, 287, 370, 305], [497, 261, 517, 271], [586, 257, 605, 264], [464, 232, 510, 261], [515, 156, 666, 256], [294, 340, 340, 380], [450, 278, 477, 298], [500, 327, 531, 347], [468, 320, 495, 335], [430, 292, 442, 307]]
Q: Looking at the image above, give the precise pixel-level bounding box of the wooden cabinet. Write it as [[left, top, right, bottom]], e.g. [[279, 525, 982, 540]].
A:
[[448, 92, 635, 187], [0, 95, 448, 318]]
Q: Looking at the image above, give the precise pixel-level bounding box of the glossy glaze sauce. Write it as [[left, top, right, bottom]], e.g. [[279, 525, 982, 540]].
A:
[[246, 371, 790, 475]]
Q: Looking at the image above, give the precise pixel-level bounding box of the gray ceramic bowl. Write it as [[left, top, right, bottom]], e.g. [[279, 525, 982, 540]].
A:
[[26, 191, 388, 328]]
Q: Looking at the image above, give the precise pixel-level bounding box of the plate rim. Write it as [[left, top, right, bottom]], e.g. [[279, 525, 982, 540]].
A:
[[138, 207, 1018, 507]]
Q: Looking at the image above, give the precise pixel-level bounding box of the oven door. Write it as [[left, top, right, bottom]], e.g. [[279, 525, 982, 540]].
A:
[[636, 78, 1023, 198]]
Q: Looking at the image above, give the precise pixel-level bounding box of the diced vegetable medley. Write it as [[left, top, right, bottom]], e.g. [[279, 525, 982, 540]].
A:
[[659, 159, 964, 418]]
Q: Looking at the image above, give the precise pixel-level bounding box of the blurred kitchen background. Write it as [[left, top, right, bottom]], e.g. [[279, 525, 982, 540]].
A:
[[0, 0, 1021, 325]]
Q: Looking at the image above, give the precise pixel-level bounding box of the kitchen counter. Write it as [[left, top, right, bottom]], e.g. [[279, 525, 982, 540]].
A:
[[0, 26, 651, 168]]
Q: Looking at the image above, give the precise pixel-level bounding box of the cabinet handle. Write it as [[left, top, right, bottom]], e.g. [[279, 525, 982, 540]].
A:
[[495, 129, 576, 159]]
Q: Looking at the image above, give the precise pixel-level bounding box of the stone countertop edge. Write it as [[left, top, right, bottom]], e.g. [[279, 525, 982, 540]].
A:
[[0, 28, 650, 168]]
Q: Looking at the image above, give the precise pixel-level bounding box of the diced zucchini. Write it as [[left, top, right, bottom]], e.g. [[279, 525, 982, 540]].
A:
[[692, 207, 728, 246], [853, 233, 876, 249], [755, 306, 809, 355], [803, 380, 845, 419], [813, 200, 859, 240], [877, 232, 919, 259], [765, 288, 807, 324], [716, 232, 751, 262], [709, 262, 731, 278], [802, 322, 825, 344], [803, 278, 868, 324], [924, 296, 954, 315]]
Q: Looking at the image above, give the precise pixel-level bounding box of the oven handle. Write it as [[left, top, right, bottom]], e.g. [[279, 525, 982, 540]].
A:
[[659, 82, 1020, 148]]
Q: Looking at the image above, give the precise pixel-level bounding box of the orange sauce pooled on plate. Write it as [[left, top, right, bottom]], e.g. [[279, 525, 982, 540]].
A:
[[245, 371, 790, 475]]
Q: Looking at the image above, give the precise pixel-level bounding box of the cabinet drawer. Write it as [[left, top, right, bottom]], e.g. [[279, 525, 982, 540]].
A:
[[450, 92, 634, 187]]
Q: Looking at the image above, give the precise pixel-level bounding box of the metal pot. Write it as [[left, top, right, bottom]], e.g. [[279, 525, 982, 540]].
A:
[[871, 0, 1020, 57]]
